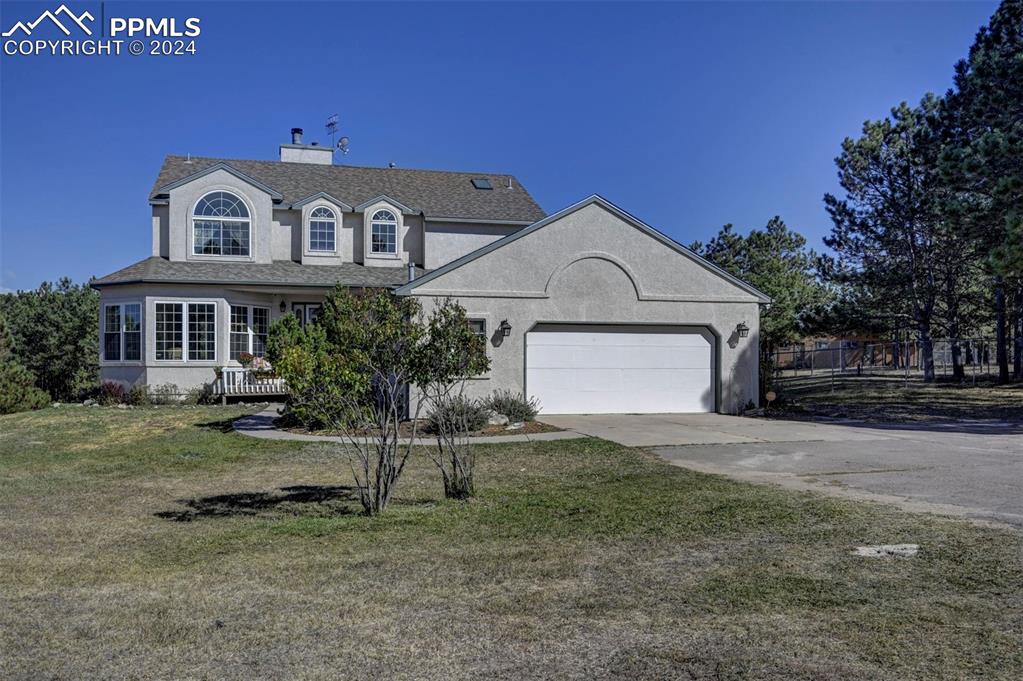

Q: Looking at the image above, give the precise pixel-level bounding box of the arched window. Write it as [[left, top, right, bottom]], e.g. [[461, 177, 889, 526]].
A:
[[192, 191, 251, 256], [370, 209, 397, 254], [308, 206, 336, 252]]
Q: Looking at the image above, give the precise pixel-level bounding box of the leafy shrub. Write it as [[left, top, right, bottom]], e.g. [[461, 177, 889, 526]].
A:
[[0, 361, 51, 414], [98, 380, 128, 405], [147, 383, 181, 405], [486, 390, 541, 422], [426, 394, 489, 434], [127, 384, 150, 406], [184, 384, 214, 405]]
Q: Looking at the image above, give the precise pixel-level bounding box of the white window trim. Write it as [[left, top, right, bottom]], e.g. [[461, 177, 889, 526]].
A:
[[304, 204, 339, 256], [229, 304, 271, 364], [101, 302, 143, 365], [153, 300, 218, 364], [363, 202, 403, 261], [190, 190, 254, 261]]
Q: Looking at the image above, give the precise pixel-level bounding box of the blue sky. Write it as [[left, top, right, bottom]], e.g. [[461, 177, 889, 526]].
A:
[[0, 0, 999, 291]]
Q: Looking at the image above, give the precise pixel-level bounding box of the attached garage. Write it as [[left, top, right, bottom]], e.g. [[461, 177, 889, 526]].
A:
[[526, 325, 715, 414], [397, 196, 769, 415]]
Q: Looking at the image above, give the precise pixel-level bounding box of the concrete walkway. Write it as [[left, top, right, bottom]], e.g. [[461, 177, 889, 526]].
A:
[[233, 405, 588, 445]]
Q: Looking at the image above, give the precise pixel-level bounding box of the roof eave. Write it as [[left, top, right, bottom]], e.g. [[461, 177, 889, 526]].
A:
[[154, 162, 284, 200]]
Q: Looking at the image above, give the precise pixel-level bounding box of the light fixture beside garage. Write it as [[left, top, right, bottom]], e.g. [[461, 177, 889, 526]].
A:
[[736, 322, 750, 338], [499, 320, 512, 337]]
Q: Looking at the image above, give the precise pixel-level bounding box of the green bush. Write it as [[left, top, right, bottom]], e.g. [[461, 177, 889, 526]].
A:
[[486, 390, 541, 422], [0, 361, 51, 414], [426, 394, 490, 434], [127, 384, 150, 406]]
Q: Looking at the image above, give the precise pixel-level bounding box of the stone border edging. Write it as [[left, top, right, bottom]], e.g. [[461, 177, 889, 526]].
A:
[[233, 405, 588, 445]]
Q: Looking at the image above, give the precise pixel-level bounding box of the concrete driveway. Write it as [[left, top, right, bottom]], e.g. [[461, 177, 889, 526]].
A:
[[540, 413, 884, 447], [541, 413, 1023, 528]]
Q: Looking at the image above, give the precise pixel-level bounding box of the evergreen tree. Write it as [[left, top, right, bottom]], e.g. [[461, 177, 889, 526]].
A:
[[824, 97, 945, 381], [942, 0, 1023, 381], [693, 217, 828, 396], [0, 279, 99, 400], [0, 311, 51, 414]]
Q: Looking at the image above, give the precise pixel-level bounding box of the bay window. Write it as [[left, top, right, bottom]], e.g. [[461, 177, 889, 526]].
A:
[[155, 302, 217, 362], [103, 303, 141, 362]]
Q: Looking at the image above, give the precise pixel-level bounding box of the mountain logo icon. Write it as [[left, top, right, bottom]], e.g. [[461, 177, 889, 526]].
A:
[[2, 4, 95, 38]]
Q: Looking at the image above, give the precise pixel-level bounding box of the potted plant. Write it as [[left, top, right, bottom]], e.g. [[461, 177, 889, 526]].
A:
[[238, 352, 255, 369], [251, 357, 275, 382], [213, 365, 224, 380]]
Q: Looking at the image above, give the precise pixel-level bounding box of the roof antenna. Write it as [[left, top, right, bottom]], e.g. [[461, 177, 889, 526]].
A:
[[326, 114, 350, 161]]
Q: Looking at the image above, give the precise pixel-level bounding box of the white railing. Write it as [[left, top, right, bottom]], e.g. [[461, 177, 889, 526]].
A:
[[219, 368, 287, 396]]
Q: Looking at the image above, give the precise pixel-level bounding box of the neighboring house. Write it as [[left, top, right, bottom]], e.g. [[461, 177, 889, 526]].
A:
[[93, 129, 768, 414]]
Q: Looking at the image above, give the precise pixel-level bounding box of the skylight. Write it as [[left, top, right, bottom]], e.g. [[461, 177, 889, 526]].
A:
[[471, 178, 493, 190]]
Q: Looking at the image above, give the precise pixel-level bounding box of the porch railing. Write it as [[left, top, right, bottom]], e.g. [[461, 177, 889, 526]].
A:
[[218, 367, 287, 398]]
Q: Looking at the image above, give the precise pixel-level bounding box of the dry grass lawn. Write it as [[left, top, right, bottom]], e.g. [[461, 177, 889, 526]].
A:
[[1, 405, 1021, 680], [770, 374, 1023, 422]]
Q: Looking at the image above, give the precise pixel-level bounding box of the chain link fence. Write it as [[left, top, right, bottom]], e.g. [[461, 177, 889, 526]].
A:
[[773, 338, 1019, 383]]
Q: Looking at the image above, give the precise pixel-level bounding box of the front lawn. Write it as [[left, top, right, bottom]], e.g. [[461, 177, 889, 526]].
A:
[[1, 406, 1020, 680]]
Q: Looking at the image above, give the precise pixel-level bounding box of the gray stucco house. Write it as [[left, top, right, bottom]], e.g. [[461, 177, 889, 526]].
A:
[[94, 129, 767, 414]]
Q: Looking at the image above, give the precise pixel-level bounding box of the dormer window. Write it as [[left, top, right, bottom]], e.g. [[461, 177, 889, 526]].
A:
[[308, 206, 336, 252], [192, 191, 250, 256], [370, 209, 397, 254]]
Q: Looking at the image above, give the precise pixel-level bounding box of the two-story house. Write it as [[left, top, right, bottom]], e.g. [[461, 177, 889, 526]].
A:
[[94, 129, 768, 414]]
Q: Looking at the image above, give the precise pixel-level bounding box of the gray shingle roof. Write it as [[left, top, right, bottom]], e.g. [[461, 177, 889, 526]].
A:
[[150, 156, 546, 223], [92, 257, 426, 289]]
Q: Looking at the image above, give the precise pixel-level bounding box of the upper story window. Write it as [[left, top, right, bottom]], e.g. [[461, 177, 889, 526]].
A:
[[308, 206, 336, 253], [192, 191, 251, 257], [370, 209, 397, 254]]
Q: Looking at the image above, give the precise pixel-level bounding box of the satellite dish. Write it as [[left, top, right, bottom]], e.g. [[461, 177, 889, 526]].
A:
[[337, 136, 350, 155]]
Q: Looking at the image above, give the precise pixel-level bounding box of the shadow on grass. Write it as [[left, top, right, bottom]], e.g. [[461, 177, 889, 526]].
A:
[[156, 484, 360, 522], [194, 417, 240, 433]]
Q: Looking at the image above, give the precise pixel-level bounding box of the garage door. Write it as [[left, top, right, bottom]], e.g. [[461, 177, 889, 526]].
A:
[[526, 325, 714, 414]]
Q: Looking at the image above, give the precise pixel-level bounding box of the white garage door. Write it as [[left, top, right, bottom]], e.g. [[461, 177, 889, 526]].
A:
[[526, 326, 714, 414]]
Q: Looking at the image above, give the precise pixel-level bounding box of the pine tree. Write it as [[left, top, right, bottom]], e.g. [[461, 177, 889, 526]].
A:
[[942, 0, 1023, 381], [824, 98, 945, 381]]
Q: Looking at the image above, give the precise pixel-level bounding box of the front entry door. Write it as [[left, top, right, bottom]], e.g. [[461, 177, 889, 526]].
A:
[[292, 303, 322, 327]]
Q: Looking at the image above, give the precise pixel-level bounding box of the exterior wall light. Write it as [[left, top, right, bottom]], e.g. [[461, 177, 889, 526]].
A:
[[499, 320, 512, 337], [279, 300, 287, 313], [736, 322, 750, 338]]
